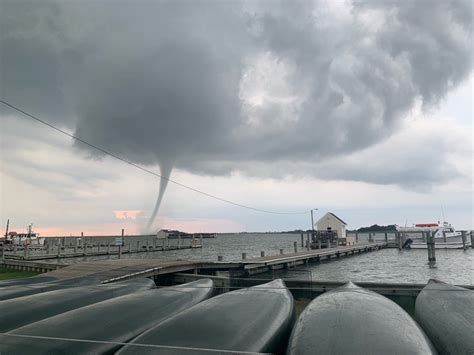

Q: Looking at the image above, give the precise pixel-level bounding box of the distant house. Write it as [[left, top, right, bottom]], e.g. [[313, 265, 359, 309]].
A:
[[315, 212, 348, 240]]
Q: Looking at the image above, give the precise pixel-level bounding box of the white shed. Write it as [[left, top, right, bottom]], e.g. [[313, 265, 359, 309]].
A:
[[315, 212, 348, 239]]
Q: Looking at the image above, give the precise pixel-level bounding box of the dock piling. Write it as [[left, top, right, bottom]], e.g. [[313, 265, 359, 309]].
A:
[[461, 231, 467, 251], [242, 253, 246, 260], [280, 249, 284, 255], [426, 231, 436, 267], [218, 255, 223, 261], [260, 251, 265, 257], [294, 241, 298, 253], [300, 233, 304, 248]]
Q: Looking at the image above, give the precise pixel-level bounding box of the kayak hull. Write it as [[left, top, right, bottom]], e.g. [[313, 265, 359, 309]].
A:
[[0, 277, 155, 332], [0, 278, 214, 354], [0, 276, 99, 301], [287, 282, 436, 355], [118, 279, 295, 354], [415, 279, 474, 354]]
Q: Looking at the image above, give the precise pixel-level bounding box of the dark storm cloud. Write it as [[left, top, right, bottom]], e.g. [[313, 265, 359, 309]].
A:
[[1, 0, 472, 226]]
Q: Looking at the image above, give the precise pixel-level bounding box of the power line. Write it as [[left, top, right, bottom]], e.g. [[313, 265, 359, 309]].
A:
[[1, 100, 309, 215]]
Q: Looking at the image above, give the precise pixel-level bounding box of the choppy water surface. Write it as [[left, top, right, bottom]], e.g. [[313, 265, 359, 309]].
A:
[[56, 233, 473, 285]]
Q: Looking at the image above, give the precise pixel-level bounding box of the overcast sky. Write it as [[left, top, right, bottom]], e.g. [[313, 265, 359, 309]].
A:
[[1, 0, 472, 235]]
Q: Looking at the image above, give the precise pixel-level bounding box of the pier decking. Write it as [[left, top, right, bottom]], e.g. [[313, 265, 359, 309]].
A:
[[1, 242, 388, 282], [240, 242, 386, 274]]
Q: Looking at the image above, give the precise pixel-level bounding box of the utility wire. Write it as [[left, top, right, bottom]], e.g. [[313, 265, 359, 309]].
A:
[[1, 100, 309, 215]]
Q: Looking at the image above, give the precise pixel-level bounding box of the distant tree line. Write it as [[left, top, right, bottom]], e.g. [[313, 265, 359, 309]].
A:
[[350, 224, 397, 232]]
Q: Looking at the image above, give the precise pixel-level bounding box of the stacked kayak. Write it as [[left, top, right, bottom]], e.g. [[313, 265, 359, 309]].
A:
[[118, 279, 295, 354], [0, 277, 155, 332], [0, 279, 214, 354], [0, 275, 57, 287], [0, 276, 99, 301], [415, 279, 474, 354], [287, 282, 436, 355]]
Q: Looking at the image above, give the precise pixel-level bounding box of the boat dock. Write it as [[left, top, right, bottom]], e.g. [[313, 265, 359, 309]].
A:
[[0, 235, 202, 261], [239, 242, 386, 275], [1, 242, 387, 281]]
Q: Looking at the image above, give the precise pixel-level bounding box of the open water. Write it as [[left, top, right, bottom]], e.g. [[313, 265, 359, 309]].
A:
[[53, 233, 473, 285]]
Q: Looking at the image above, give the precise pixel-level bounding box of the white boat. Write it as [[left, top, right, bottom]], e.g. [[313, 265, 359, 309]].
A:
[[396, 222, 470, 249]]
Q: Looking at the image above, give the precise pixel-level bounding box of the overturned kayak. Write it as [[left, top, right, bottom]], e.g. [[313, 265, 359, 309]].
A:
[[0, 277, 155, 332], [287, 282, 436, 355], [0, 276, 99, 301], [415, 279, 474, 354], [0, 275, 57, 288], [118, 279, 295, 354], [0, 279, 214, 354]]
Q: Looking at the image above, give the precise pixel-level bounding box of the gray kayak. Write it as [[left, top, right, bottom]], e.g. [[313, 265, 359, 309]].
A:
[[415, 279, 474, 355], [117, 279, 295, 354], [0, 275, 58, 288], [0, 277, 155, 332], [287, 282, 437, 355], [0, 276, 99, 301], [0, 278, 214, 354]]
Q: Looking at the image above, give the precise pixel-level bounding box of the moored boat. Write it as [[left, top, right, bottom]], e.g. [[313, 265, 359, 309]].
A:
[[396, 222, 469, 249], [287, 282, 436, 355], [117, 279, 295, 354], [415, 279, 474, 354], [0, 279, 214, 354], [0, 277, 155, 332]]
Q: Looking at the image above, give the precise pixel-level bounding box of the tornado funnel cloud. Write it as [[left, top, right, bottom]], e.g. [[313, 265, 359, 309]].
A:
[[146, 162, 173, 231]]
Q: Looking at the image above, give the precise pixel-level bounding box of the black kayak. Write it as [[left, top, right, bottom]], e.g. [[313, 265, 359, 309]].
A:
[[0, 278, 214, 354], [117, 279, 295, 355], [287, 282, 437, 355], [0, 277, 155, 332], [0, 276, 99, 301], [415, 279, 474, 355]]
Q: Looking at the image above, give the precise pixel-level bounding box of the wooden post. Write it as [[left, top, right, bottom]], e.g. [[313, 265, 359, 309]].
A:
[[306, 233, 310, 250], [355, 232, 359, 243], [178, 234, 181, 249], [300, 233, 304, 248], [461, 231, 467, 251], [294, 241, 298, 253], [218, 255, 223, 261], [427, 231, 436, 266], [242, 253, 246, 260], [260, 251, 265, 257], [280, 249, 284, 255], [119, 229, 123, 259], [384, 232, 388, 242]]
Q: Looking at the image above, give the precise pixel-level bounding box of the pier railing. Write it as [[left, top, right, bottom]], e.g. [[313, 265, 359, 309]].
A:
[[0, 235, 202, 261]]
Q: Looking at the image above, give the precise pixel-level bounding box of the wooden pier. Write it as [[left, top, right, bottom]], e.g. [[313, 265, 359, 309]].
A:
[[239, 242, 386, 275], [1, 235, 202, 261], [1, 242, 388, 282]]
